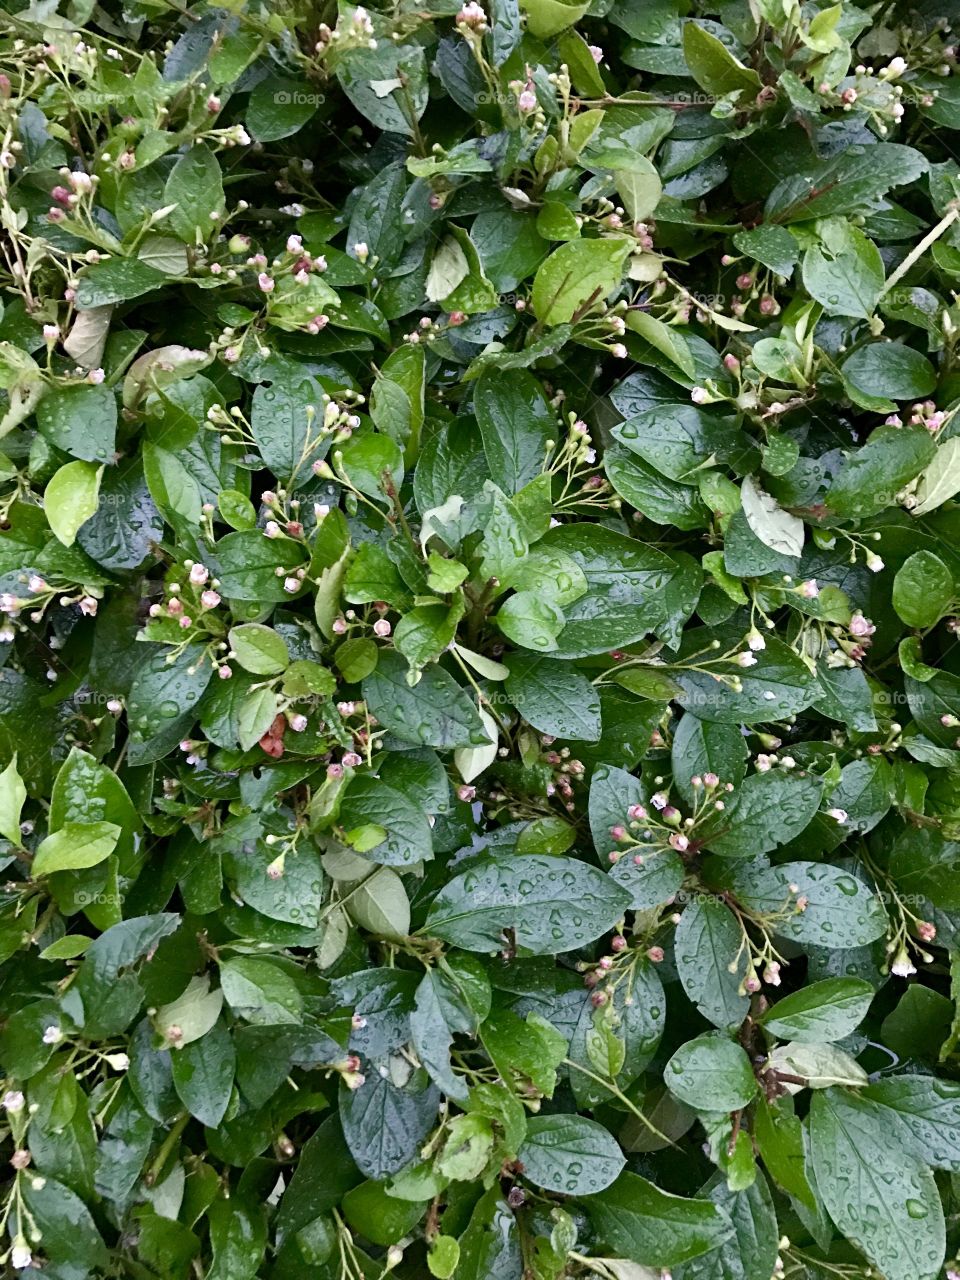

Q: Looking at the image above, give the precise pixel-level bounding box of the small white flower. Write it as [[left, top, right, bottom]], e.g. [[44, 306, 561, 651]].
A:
[[42, 1025, 63, 1045], [826, 808, 848, 824], [690, 386, 709, 404], [736, 652, 757, 667], [104, 1052, 130, 1071], [2, 1090, 24, 1113], [11, 1242, 32, 1270], [890, 949, 917, 978]]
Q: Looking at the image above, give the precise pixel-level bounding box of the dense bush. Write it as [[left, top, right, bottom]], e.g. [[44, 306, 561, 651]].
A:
[[4, 0, 960, 1276]]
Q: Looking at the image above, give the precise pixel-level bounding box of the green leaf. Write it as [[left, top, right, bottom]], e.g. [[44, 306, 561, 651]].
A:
[[588, 763, 684, 910], [761, 978, 874, 1043], [495, 591, 564, 651], [338, 433, 404, 502], [764, 143, 928, 223], [585, 1170, 733, 1268], [705, 770, 823, 859], [520, 0, 591, 40], [740, 475, 804, 557], [840, 345, 938, 409], [36, 383, 117, 463], [220, 956, 303, 1025], [732, 225, 800, 276], [518, 1115, 625, 1194], [32, 820, 121, 876], [339, 773, 433, 866], [682, 22, 762, 98], [504, 654, 601, 741], [665, 1032, 757, 1111], [809, 1089, 945, 1280], [247, 78, 319, 141], [345, 866, 411, 940], [913, 437, 960, 515], [893, 551, 954, 627], [238, 686, 279, 751], [362, 650, 490, 749], [339, 1066, 439, 1180], [671, 715, 747, 805], [426, 854, 631, 955], [536, 525, 681, 658], [474, 368, 556, 495], [44, 459, 103, 546], [615, 404, 740, 480], [163, 144, 225, 241], [532, 237, 630, 324], [675, 629, 818, 724], [228, 623, 290, 675], [675, 896, 750, 1031], [214, 529, 308, 601], [863, 1075, 960, 1171], [170, 1019, 236, 1128], [801, 219, 885, 318], [0, 755, 26, 847], [336, 43, 428, 137], [729, 861, 887, 948]]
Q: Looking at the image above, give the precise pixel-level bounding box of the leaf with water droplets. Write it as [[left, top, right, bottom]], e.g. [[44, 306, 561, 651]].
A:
[[362, 649, 490, 749], [675, 896, 750, 1032], [584, 1170, 733, 1268], [425, 854, 631, 955], [809, 1089, 946, 1280], [726, 860, 887, 948], [518, 1114, 625, 1195]]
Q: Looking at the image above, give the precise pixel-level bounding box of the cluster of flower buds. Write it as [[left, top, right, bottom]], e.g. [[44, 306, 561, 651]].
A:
[[897, 400, 949, 433], [1, 575, 99, 635], [456, 2, 487, 32], [335, 1054, 366, 1090], [730, 269, 780, 319], [509, 68, 539, 116], [826, 611, 877, 668], [540, 739, 586, 812], [606, 775, 731, 865], [148, 568, 223, 635], [829, 59, 908, 133], [404, 315, 444, 344], [45, 167, 97, 222], [318, 6, 377, 52]]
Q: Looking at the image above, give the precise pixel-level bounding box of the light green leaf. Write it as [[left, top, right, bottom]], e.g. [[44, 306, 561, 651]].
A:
[[32, 820, 121, 876], [44, 460, 103, 546]]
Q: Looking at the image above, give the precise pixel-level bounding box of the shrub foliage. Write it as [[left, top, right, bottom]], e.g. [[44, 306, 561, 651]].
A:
[[2, 1, 960, 1277]]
